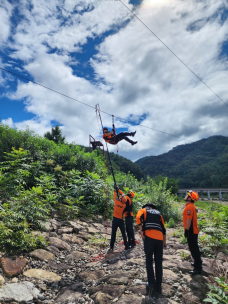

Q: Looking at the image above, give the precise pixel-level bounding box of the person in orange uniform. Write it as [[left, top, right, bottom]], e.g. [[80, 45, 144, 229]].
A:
[[183, 190, 202, 275], [108, 187, 129, 253], [103, 127, 137, 146], [123, 190, 136, 248], [136, 203, 166, 297]]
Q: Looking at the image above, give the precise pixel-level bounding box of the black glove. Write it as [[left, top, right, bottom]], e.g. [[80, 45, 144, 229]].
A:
[[114, 184, 119, 191], [184, 229, 189, 238]]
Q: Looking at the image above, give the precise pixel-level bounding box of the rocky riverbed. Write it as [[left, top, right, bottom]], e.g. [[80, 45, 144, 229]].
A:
[[0, 216, 227, 304]]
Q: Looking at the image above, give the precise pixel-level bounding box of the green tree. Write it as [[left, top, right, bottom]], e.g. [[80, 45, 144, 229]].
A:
[[44, 125, 65, 144]]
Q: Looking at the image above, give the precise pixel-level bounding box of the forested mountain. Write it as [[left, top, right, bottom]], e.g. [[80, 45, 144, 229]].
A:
[[86, 148, 144, 181], [135, 136, 228, 188]]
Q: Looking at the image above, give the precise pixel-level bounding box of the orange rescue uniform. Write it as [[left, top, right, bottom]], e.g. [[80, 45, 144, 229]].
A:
[[118, 190, 133, 217], [183, 202, 199, 234], [113, 191, 126, 219], [136, 208, 166, 241]]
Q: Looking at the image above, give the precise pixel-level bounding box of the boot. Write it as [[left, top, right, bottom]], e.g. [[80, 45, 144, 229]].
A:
[[189, 268, 202, 275], [146, 282, 153, 296], [131, 131, 136, 137], [131, 141, 137, 146], [191, 262, 195, 267], [152, 284, 162, 297]]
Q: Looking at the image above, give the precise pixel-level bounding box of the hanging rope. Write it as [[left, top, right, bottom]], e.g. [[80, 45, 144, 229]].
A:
[[95, 104, 119, 198]]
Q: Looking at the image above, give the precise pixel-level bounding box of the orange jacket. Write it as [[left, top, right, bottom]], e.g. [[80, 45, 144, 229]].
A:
[[113, 191, 126, 219], [103, 131, 114, 143], [183, 202, 199, 234], [118, 190, 133, 217], [136, 208, 166, 241]]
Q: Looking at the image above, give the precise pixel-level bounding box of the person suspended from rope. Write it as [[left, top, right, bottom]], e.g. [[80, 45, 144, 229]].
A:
[[108, 185, 129, 253], [103, 127, 137, 146], [115, 186, 136, 248]]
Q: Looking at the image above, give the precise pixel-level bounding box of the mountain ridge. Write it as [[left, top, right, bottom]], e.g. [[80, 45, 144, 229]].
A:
[[135, 135, 228, 188]]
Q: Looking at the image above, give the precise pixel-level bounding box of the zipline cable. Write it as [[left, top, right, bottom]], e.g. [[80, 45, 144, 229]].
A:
[[119, 0, 228, 108], [0, 66, 192, 143]]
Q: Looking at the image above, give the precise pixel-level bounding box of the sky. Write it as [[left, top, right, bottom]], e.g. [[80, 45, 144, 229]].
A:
[[0, 0, 228, 161]]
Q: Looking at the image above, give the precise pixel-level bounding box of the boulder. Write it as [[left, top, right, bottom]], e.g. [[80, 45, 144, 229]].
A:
[[87, 227, 100, 234], [24, 269, 61, 282], [78, 231, 89, 241], [46, 261, 73, 272], [178, 261, 193, 273], [0, 282, 40, 302], [182, 292, 201, 304], [49, 237, 71, 251], [46, 245, 60, 256], [57, 227, 73, 234], [66, 251, 89, 261], [55, 282, 85, 303], [91, 291, 113, 304], [68, 221, 84, 232], [29, 249, 55, 261], [62, 234, 85, 245], [0, 275, 5, 284], [1, 257, 28, 278], [116, 294, 142, 303], [162, 283, 176, 297], [79, 270, 105, 281], [217, 252, 227, 261], [163, 269, 179, 282], [88, 285, 126, 298]]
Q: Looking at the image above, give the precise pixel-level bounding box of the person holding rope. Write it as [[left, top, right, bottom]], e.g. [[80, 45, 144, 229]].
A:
[[136, 203, 166, 297], [103, 127, 137, 146], [108, 186, 129, 253], [116, 186, 136, 248]]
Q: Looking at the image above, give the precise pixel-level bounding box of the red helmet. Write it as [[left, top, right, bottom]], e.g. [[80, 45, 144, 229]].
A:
[[120, 194, 127, 203], [128, 190, 135, 198], [187, 190, 199, 202]]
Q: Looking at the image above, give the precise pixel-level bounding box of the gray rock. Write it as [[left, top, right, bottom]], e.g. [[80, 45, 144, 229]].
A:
[[29, 249, 55, 261], [49, 237, 71, 251], [0, 282, 40, 302], [55, 282, 85, 303], [62, 234, 85, 245], [217, 252, 227, 262], [79, 270, 105, 281], [46, 245, 60, 256], [23, 269, 61, 282], [57, 227, 73, 234], [66, 251, 89, 261]]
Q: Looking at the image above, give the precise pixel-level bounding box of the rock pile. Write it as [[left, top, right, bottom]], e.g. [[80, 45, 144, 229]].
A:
[[0, 217, 227, 304]]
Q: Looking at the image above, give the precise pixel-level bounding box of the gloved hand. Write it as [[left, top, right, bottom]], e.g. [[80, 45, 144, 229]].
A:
[[114, 184, 119, 191], [184, 229, 189, 238]]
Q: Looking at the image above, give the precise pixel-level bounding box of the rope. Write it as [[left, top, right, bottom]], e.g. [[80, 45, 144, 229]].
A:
[[118, 0, 228, 109], [0, 66, 193, 143]]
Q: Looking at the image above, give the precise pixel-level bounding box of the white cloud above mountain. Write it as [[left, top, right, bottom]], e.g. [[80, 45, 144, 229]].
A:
[[1, 0, 228, 161]]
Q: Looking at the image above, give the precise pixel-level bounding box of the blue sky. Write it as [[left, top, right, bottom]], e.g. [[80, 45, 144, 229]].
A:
[[0, 0, 228, 161]]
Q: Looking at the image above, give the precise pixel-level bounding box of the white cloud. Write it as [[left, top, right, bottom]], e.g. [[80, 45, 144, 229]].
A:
[[1, 0, 228, 161], [2, 117, 13, 128], [0, 0, 12, 45]]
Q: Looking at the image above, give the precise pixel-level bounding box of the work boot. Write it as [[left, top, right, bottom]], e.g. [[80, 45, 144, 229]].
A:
[[131, 131, 136, 137], [107, 248, 113, 254], [189, 268, 202, 275], [131, 141, 137, 146], [124, 246, 129, 251], [152, 284, 162, 297], [146, 282, 153, 296]]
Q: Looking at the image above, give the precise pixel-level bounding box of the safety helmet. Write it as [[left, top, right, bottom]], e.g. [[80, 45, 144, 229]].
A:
[[103, 127, 108, 131], [120, 194, 127, 203], [187, 190, 199, 202], [143, 203, 156, 209], [128, 190, 135, 198]]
